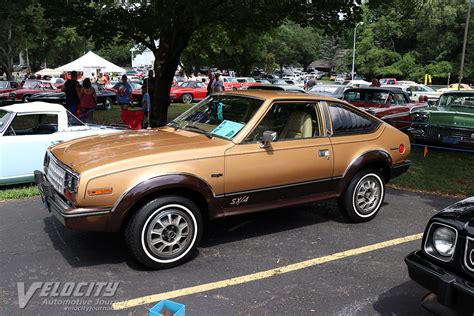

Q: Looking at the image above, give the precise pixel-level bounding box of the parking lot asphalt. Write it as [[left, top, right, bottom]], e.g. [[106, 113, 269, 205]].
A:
[[0, 188, 459, 316]]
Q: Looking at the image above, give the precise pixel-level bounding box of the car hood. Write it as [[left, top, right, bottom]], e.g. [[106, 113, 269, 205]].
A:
[[50, 127, 231, 174], [418, 106, 474, 127], [435, 197, 474, 227]]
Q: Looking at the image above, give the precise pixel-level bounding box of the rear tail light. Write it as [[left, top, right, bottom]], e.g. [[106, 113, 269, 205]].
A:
[[399, 144, 405, 154]]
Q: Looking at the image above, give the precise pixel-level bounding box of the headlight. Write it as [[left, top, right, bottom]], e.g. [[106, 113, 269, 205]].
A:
[[64, 172, 79, 195], [424, 223, 458, 261], [412, 112, 429, 122], [433, 227, 456, 257]]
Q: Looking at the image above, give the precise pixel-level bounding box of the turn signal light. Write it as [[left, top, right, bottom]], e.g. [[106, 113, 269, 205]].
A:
[[399, 144, 405, 154], [88, 188, 113, 196]]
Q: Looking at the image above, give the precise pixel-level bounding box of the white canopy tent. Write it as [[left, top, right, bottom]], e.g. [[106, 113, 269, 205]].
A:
[[56, 51, 126, 77]]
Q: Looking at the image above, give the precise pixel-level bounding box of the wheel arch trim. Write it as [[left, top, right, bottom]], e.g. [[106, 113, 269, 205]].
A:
[[108, 173, 216, 232], [337, 149, 392, 195]]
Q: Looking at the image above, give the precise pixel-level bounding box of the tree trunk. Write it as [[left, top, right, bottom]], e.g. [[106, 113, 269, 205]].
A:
[[150, 36, 190, 127], [1, 64, 13, 81]]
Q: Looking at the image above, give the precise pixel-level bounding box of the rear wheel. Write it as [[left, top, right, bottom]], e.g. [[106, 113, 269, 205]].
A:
[[181, 93, 193, 104], [125, 196, 203, 269], [338, 169, 385, 223]]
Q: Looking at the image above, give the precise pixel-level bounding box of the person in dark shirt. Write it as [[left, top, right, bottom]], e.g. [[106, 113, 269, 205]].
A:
[[62, 71, 80, 115]]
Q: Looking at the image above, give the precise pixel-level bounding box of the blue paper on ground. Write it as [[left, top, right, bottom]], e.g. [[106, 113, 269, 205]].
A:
[[211, 120, 245, 139]]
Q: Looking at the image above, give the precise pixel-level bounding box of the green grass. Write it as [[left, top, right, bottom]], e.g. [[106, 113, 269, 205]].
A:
[[0, 185, 39, 201], [390, 146, 474, 197]]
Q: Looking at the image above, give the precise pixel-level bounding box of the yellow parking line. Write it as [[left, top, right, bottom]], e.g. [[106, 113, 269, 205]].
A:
[[112, 233, 423, 310]]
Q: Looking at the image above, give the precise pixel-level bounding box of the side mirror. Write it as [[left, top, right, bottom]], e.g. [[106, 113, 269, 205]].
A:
[[407, 90, 412, 96], [260, 131, 277, 148]]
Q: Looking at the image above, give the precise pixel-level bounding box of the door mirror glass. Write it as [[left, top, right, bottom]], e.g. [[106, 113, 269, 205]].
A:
[[260, 130, 277, 148]]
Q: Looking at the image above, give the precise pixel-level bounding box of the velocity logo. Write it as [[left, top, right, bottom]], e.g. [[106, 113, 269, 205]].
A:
[[17, 281, 120, 309]]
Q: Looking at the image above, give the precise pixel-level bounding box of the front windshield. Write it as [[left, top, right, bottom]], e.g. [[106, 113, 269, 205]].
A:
[[0, 110, 12, 132], [67, 110, 85, 126], [0, 82, 8, 89], [421, 85, 435, 92], [438, 94, 474, 108], [170, 95, 264, 140]]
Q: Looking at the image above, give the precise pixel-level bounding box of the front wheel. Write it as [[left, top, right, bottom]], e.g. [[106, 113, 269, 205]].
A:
[[338, 170, 385, 223], [181, 93, 193, 104], [103, 97, 113, 110], [125, 196, 203, 269]]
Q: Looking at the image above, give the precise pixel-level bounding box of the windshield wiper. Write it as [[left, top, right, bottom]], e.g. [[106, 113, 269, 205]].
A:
[[182, 125, 213, 139], [168, 121, 181, 130]]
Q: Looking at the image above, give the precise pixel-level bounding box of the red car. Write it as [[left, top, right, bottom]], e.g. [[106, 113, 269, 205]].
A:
[[343, 87, 427, 130], [236, 77, 261, 89], [221, 76, 242, 90], [0, 80, 20, 93], [0, 80, 58, 104], [170, 81, 208, 103]]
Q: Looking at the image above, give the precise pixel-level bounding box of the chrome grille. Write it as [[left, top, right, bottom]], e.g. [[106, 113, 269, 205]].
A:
[[425, 126, 474, 143], [46, 156, 65, 194], [465, 237, 474, 272]]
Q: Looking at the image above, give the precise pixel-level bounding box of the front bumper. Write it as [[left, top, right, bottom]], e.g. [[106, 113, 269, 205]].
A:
[[405, 251, 474, 311], [34, 170, 112, 232], [390, 160, 411, 180]]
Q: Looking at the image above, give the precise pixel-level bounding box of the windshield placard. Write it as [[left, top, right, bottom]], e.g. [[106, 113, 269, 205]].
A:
[[211, 120, 245, 139]]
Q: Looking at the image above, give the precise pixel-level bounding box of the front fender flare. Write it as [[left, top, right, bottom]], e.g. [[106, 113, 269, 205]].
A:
[[108, 174, 216, 232]]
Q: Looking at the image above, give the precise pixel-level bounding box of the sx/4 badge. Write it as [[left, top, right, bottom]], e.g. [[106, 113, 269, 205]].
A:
[[230, 195, 249, 206]]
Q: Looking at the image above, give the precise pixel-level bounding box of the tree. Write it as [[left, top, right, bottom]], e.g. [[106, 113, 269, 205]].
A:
[[0, 0, 31, 79], [46, 0, 367, 126]]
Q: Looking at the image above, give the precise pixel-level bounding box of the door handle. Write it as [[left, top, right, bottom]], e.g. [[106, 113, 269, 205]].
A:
[[318, 149, 330, 159], [51, 140, 62, 145]]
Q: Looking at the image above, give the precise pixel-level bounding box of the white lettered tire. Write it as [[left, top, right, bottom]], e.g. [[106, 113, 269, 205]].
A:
[[125, 196, 203, 269], [338, 170, 385, 223]]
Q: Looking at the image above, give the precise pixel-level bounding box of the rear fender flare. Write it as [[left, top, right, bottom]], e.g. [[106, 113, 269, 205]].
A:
[[336, 150, 392, 195]]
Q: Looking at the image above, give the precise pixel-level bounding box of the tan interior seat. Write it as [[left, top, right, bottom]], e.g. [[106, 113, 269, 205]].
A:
[[280, 111, 313, 139]]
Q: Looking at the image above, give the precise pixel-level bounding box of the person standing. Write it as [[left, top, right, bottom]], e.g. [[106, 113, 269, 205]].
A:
[[370, 78, 381, 87], [206, 72, 215, 96], [62, 70, 80, 116], [114, 74, 133, 110], [305, 76, 317, 91], [212, 73, 224, 93], [78, 78, 97, 123]]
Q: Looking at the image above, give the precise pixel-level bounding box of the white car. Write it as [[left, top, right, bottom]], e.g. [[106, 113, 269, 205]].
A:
[[384, 84, 441, 103], [0, 102, 121, 185]]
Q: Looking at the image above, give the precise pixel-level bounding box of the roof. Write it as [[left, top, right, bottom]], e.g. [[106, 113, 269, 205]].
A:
[[0, 102, 66, 113], [221, 89, 340, 102], [344, 87, 405, 93], [247, 84, 305, 92], [56, 51, 126, 74], [441, 90, 474, 95]]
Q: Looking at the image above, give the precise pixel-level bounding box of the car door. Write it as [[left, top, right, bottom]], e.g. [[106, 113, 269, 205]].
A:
[[0, 113, 62, 184], [223, 101, 334, 213]]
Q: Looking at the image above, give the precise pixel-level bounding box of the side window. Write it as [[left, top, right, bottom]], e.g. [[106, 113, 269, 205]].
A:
[[6, 114, 58, 136], [328, 103, 380, 136], [11, 82, 19, 88], [344, 91, 361, 101], [245, 103, 321, 142]]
